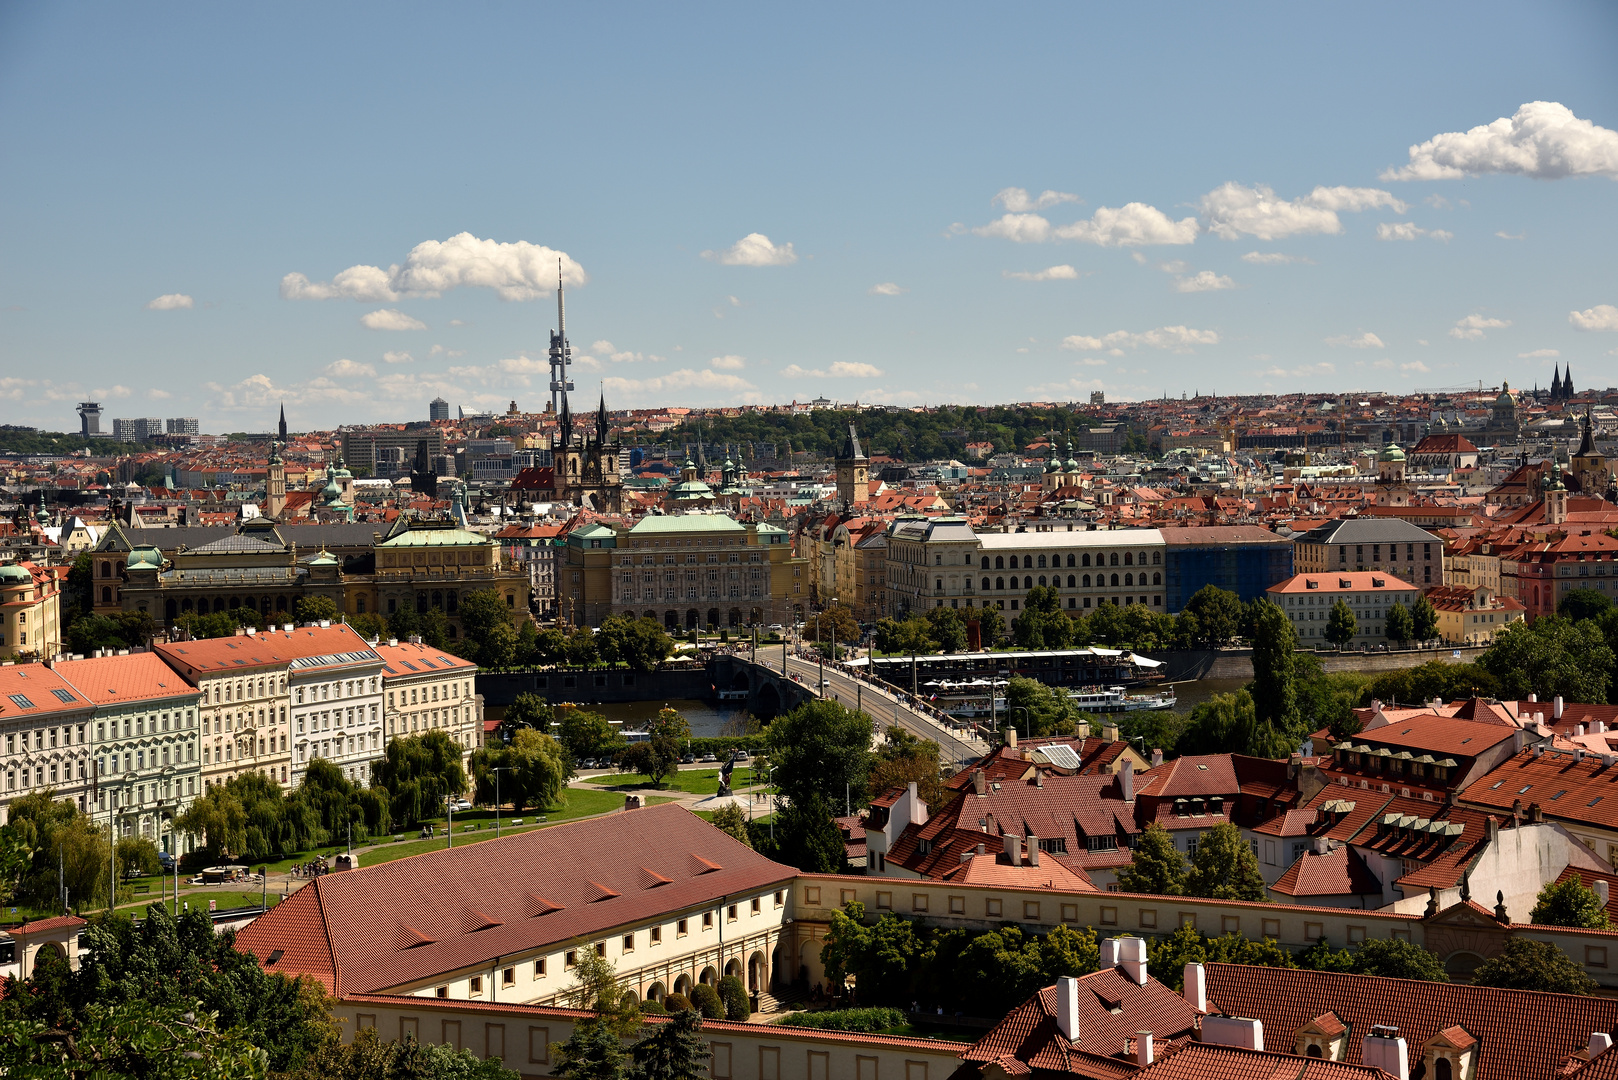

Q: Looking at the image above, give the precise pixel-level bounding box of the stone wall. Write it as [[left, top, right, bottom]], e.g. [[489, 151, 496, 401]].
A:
[[1142, 644, 1491, 683]]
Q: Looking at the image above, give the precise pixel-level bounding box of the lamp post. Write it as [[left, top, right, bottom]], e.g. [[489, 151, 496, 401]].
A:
[[490, 766, 513, 837], [1009, 706, 1030, 744]]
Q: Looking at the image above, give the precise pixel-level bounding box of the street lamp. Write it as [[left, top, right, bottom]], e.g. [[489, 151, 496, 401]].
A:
[[1009, 706, 1031, 744], [490, 766, 513, 837]]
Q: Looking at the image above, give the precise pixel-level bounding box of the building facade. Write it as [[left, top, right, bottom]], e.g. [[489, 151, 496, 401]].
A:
[[0, 663, 96, 823], [367, 520, 530, 641], [1292, 517, 1444, 587], [1267, 571, 1421, 646], [153, 631, 294, 790], [376, 639, 480, 760], [1159, 526, 1294, 613], [285, 626, 385, 787], [0, 561, 62, 662]]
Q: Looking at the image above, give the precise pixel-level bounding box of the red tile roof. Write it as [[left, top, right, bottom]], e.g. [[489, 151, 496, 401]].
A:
[[1134, 1042, 1390, 1079], [234, 803, 794, 995], [1271, 845, 1383, 898], [154, 624, 378, 679], [1461, 748, 1618, 829], [55, 651, 200, 706], [1203, 963, 1618, 1080], [0, 663, 92, 719]]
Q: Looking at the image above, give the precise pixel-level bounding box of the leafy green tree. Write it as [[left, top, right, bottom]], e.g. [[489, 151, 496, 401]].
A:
[[499, 693, 556, 742], [1411, 594, 1440, 641], [558, 708, 625, 763], [1177, 688, 1288, 758], [615, 617, 677, 671], [386, 604, 420, 642], [63, 551, 94, 625], [1038, 923, 1099, 980], [1145, 926, 1297, 992], [1184, 822, 1268, 901], [627, 1007, 709, 1080], [950, 924, 1044, 1015], [535, 627, 570, 666], [874, 616, 935, 655], [418, 607, 452, 650], [1471, 937, 1597, 994], [620, 707, 690, 786], [867, 725, 944, 808], [1531, 877, 1612, 929], [1324, 599, 1357, 648], [470, 729, 567, 813], [1293, 655, 1366, 742], [458, 588, 514, 651], [924, 606, 969, 653], [805, 603, 859, 647], [688, 983, 724, 1020], [1347, 938, 1449, 981], [1360, 660, 1498, 709], [4, 792, 113, 910], [116, 836, 161, 878], [293, 595, 340, 625], [370, 730, 468, 827], [1182, 585, 1242, 646], [1249, 599, 1298, 733], [976, 608, 1010, 650], [299, 1026, 519, 1080], [478, 620, 519, 668], [566, 627, 601, 668], [1003, 676, 1079, 738], [347, 612, 388, 641], [1296, 936, 1355, 973], [1115, 822, 1186, 896], [770, 792, 846, 873], [1385, 602, 1414, 644], [0, 997, 272, 1079], [65, 610, 154, 655], [717, 975, 749, 1021], [1012, 586, 1074, 650], [562, 947, 643, 1038], [707, 804, 752, 848], [765, 699, 872, 811], [1478, 617, 1614, 703], [553, 1019, 628, 1080], [1559, 588, 1614, 623], [819, 902, 871, 991]]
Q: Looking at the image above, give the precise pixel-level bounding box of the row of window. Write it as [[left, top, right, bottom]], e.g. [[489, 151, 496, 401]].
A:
[[980, 550, 1160, 570], [620, 553, 762, 565], [963, 572, 1163, 592], [294, 678, 381, 705]]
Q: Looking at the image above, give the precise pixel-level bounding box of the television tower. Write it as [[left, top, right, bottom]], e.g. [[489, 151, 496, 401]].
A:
[[547, 260, 575, 415]]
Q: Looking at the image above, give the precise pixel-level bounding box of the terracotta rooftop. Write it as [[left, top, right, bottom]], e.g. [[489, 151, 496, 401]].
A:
[[55, 651, 200, 706], [1271, 844, 1383, 898]]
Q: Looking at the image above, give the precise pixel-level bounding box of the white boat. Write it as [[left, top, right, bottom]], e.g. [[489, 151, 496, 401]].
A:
[[1066, 685, 1178, 713], [947, 698, 1007, 718]]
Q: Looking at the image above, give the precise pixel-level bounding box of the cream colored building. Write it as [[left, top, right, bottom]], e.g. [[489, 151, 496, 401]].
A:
[[154, 630, 293, 790], [0, 562, 62, 662], [376, 639, 481, 760], [1267, 570, 1421, 646]]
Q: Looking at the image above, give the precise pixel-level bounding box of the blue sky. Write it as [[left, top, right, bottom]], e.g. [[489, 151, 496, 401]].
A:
[[2, 2, 1616, 432]]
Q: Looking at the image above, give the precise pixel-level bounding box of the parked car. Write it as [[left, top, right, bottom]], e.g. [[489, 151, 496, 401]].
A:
[[680, 754, 695, 764], [451, 799, 471, 812], [157, 851, 177, 871], [731, 749, 750, 762], [700, 752, 718, 763]]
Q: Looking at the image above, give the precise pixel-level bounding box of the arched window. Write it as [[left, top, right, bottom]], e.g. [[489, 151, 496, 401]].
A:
[[996, 577, 1004, 591], [1153, 551, 1162, 564], [995, 556, 1004, 570], [100, 562, 111, 578], [1125, 573, 1133, 586], [1067, 554, 1076, 567], [1067, 575, 1076, 587], [1111, 573, 1120, 586], [1124, 552, 1133, 566], [982, 578, 991, 591], [1024, 576, 1033, 589], [1082, 553, 1091, 567], [1153, 572, 1162, 585], [101, 586, 111, 603], [1038, 576, 1047, 586], [1024, 556, 1034, 569], [1037, 555, 1047, 568], [1305, 1045, 1323, 1058], [1110, 553, 1119, 566], [1083, 574, 1091, 587], [981, 557, 990, 569], [1434, 1059, 1451, 1080]]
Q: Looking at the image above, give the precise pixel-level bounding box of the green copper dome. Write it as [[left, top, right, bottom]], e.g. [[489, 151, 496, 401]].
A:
[[1379, 443, 1406, 462], [0, 564, 31, 583]]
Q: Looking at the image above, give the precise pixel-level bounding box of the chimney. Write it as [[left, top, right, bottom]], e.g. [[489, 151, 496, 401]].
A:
[[319, 619, 330, 628], [1556, 695, 1566, 719], [1487, 817, 1499, 843], [1027, 834, 1040, 866], [388, 637, 399, 647], [1135, 1031, 1153, 1066], [973, 769, 986, 796], [1100, 938, 1121, 969], [1313, 836, 1330, 855], [1055, 976, 1079, 1042], [1578, 724, 1587, 737], [1151, 748, 1163, 768], [1076, 719, 1091, 740], [1363, 1026, 1409, 1080], [1201, 1016, 1265, 1051], [1117, 936, 1147, 985], [976, 842, 986, 857], [1529, 692, 1538, 703], [283, 623, 294, 632], [1512, 799, 1523, 824], [623, 794, 641, 811], [1006, 726, 1018, 748], [245, 626, 256, 636], [234, 627, 245, 637], [1003, 833, 1022, 867], [1595, 880, 1611, 906], [1591, 1033, 1614, 1060], [1119, 758, 1135, 803], [1103, 722, 1120, 742], [1183, 963, 1207, 1011]]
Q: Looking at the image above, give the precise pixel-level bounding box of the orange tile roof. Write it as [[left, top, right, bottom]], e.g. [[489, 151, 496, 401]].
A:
[[0, 663, 93, 719], [55, 652, 201, 706], [1271, 844, 1383, 898], [154, 624, 378, 679], [1134, 1042, 1390, 1079], [372, 640, 476, 676], [235, 803, 794, 995]]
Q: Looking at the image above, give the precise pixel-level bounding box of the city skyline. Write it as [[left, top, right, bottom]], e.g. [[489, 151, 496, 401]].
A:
[[2, 2, 1616, 431]]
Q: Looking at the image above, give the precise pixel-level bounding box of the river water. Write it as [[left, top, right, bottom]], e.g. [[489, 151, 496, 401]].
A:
[[587, 699, 750, 738], [1162, 676, 1250, 713]]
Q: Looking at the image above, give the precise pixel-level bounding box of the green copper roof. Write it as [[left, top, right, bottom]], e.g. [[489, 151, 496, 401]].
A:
[[0, 564, 31, 583], [629, 515, 746, 534], [376, 528, 490, 547]]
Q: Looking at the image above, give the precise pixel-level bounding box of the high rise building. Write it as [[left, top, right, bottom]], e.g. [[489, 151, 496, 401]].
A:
[[77, 401, 106, 438], [547, 262, 575, 414], [429, 397, 450, 422], [165, 417, 199, 436]]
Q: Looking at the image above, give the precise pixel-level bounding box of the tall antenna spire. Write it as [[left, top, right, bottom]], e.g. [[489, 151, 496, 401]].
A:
[[548, 257, 575, 415]]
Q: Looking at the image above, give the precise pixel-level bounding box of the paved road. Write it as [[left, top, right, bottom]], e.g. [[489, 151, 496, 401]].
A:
[[770, 653, 987, 770]]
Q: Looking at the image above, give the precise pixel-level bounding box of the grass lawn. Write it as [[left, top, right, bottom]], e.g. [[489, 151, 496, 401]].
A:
[[116, 889, 284, 916], [358, 792, 675, 868], [586, 768, 775, 796]]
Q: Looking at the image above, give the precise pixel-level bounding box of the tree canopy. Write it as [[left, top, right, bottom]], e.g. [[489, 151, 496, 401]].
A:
[[1530, 877, 1612, 929], [1478, 617, 1614, 703]]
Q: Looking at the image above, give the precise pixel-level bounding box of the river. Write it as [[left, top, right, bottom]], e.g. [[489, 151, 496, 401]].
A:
[[586, 698, 750, 738]]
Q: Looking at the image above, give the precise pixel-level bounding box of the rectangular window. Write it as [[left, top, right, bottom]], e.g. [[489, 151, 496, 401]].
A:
[[949, 895, 965, 915], [986, 898, 1002, 918], [468, 975, 483, 996], [1262, 918, 1281, 938], [875, 892, 892, 910], [650, 926, 662, 944], [1221, 915, 1241, 935], [1347, 925, 1366, 944], [912, 893, 929, 913], [750, 897, 761, 915], [1139, 908, 1157, 929], [1305, 921, 1324, 941], [1061, 903, 1078, 923], [435, 986, 448, 999], [1024, 900, 1041, 921], [702, 912, 713, 930], [622, 934, 635, 953], [534, 958, 547, 978], [565, 950, 577, 969], [677, 918, 689, 937], [1100, 906, 1118, 926]]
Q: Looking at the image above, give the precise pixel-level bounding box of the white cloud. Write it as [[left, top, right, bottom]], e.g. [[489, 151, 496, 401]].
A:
[[361, 308, 427, 331], [601, 368, 756, 403], [382, 351, 414, 364], [1061, 326, 1219, 353], [710, 355, 747, 370], [1570, 304, 1618, 332], [1383, 101, 1618, 181], [146, 389, 172, 400], [0, 377, 34, 400], [1400, 360, 1431, 373], [1519, 348, 1561, 358], [1173, 270, 1236, 293], [1449, 314, 1511, 340], [281, 232, 585, 302], [1496, 231, 1525, 240], [1074, 357, 1108, 367], [1024, 377, 1107, 398], [1425, 194, 1453, 210], [1055, 203, 1199, 247], [701, 233, 797, 267], [869, 282, 907, 296], [973, 213, 1053, 243], [146, 293, 194, 310], [1241, 251, 1314, 265], [325, 358, 377, 378], [779, 361, 885, 379], [590, 340, 615, 355], [449, 319, 467, 327], [1371, 357, 1394, 370], [1376, 221, 1452, 242], [727, 295, 742, 307], [1004, 265, 1079, 282], [428, 344, 465, 358], [993, 187, 1082, 212], [1200, 183, 1406, 241], [1262, 362, 1335, 378], [102, 385, 132, 399], [1326, 332, 1386, 349]]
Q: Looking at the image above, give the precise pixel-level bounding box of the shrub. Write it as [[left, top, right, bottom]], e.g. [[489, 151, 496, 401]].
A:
[[664, 992, 693, 1014], [640, 998, 667, 1015], [772, 1007, 909, 1033], [690, 982, 724, 1019], [718, 974, 750, 1021]]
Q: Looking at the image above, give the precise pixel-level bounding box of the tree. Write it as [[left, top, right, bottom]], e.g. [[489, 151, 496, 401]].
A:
[[716, 974, 749, 1021], [499, 693, 555, 743], [688, 983, 724, 1020], [765, 700, 872, 811], [479, 621, 518, 669], [770, 791, 845, 873], [616, 617, 677, 672], [1182, 585, 1241, 647], [1145, 926, 1297, 992], [535, 627, 570, 666], [867, 725, 944, 808], [1411, 594, 1440, 641], [1003, 676, 1079, 738], [299, 1027, 519, 1080], [562, 948, 643, 1038], [1183, 821, 1268, 901], [1248, 600, 1298, 734], [558, 708, 625, 764], [1324, 600, 1357, 648], [1115, 822, 1186, 896], [1361, 660, 1498, 709], [1177, 689, 1288, 759], [116, 836, 161, 878], [4, 792, 113, 910], [0, 997, 273, 1079], [347, 612, 388, 642], [1559, 588, 1614, 624], [1012, 586, 1074, 650], [1470, 937, 1598, 994], [1531, 877, 1612, 929], [293, 595, 339, 625], [1347, 938, 1449, 981], [818, 901, 871, 991], [707, 804, 752, 848], [470, 729, 568, 813], [566, 627, 601, 668], [1478, 617, 1614, 703], [458, 588, 514, 655], [553, 1019, 628, 1080], [805, 604, 859, 646], [923, 606, 969, 654], [620, 708, 689, 786], [874, 616, 936, 656], [1038, 923, 1100, 981], [1385, 602, 1414, 644], [370, 730, 468, 827], [627, 1007, 710, 1080], [976, 608, 1010, 650]]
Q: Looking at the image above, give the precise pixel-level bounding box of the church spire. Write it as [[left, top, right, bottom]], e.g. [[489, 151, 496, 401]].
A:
[[595, 389, 609, 445], [278, 402, 287, 442]]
